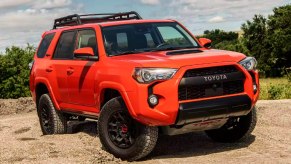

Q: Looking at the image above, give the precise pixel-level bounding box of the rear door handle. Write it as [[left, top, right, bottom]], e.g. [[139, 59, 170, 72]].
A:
[[46, 66, 53, 72], [67, 68, 74, 75]]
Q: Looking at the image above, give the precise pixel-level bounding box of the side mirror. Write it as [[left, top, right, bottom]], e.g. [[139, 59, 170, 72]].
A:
[[74, 47, 98, 61], [74, 47, 94, 56], [199, 38, 212, 48]]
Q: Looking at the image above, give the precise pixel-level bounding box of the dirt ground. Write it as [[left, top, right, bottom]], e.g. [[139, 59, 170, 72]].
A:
[[0, 98, 291, 164]]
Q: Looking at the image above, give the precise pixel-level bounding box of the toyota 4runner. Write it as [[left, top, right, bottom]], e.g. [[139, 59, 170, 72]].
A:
[[29, 11, 259, 161]]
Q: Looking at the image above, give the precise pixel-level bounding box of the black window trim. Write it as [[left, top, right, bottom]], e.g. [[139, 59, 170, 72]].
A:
[[52, 27, 98, 61]]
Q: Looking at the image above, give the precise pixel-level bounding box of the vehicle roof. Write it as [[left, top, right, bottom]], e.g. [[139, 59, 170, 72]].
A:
[[98, 19, 175, 27], [44, 19, 176, 35]]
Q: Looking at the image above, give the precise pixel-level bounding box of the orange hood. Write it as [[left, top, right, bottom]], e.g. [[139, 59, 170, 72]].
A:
[[109, 49, 246, 68]]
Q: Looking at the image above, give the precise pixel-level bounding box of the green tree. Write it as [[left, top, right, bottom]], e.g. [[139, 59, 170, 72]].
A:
[[0, 45, 35, 98], [241, 14, 272, 76], [215, 38, 250, 56], [241, 5, 291, 77], [267, 5, 291, 76], [199, 29, 239, 46], [198, 5, 291, 77]]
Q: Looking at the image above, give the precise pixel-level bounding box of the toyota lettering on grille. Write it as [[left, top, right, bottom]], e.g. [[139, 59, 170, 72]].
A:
[[203, 74, 227, 82]]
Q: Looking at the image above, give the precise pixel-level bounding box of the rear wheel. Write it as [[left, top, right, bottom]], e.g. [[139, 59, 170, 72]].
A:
[[37, 94, 67, 135], [98, 97, 158, 161], [205, 107, 257, 142]]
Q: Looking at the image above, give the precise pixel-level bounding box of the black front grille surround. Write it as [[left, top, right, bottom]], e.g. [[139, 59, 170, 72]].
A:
[[178, 66, 245, 101]]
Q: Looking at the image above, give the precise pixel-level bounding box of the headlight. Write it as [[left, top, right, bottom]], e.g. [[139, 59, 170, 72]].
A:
[[239, 57, 257, 70], [133, 68, 178, 83]]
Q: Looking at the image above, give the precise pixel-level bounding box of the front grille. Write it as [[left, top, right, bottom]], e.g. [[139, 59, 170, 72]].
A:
[[179, 66, 245, 101], [184, 65, 238, 77], [223, 80, 244, 95]]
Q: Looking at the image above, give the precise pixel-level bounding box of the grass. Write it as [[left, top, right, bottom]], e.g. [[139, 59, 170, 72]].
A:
[[259, 78, 291, 100]]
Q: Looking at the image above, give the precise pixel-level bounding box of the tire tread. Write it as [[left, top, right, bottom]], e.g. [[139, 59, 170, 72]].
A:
[[98, 97, 158, 161], [38, 94, 67, 134]]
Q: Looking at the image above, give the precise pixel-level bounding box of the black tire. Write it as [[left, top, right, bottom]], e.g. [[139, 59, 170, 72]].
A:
[[205, 106, 257, 143], [98, 97, 158, 161], [37, 94, 67, 135]]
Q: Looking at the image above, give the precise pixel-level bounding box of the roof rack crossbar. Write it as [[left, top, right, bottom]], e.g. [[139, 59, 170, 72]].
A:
[[53, 11, 142, 29]]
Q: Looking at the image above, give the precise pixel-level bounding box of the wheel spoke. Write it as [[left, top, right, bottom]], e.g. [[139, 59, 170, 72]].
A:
[[129, 135, 134, 145], [44, 120, 49, 126], [116, 135, 123, 142], [107, 110, 137, 149], [108, 128, 118, 133], [108, 122, 117, 127], [40, 105, 53, 133], [118, 113, 126, 122]]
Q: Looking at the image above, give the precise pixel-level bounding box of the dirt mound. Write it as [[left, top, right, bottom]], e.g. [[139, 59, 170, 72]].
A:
[[0, 97, 35, 115], [0, 99, 291, 163]]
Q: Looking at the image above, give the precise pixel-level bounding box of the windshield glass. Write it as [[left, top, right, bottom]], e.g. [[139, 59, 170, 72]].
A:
[[102, 22, 200, 56]]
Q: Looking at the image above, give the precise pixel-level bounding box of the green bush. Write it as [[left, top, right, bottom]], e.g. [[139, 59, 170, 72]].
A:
[[268, 85, 283, 99], [260, 78, 291, 100], [0, 45, 35, 99], [285, 68, 291, 82]]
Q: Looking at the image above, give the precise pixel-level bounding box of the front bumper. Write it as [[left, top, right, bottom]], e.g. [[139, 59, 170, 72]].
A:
[[176, 94, 251, 126], [125, 62, 259, 126]]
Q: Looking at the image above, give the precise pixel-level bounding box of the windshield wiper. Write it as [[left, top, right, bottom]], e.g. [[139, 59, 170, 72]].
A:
[[150, 44, 199, 52], [110, 50, 144, 56], [178, 46, 198, 49], [150, 47, 181, 52]]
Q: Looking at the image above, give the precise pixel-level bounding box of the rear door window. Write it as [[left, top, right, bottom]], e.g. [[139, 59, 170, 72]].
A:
[[37, 33, 55, 58], [53, 31, 76, 59], [76, 29, 98, 55]]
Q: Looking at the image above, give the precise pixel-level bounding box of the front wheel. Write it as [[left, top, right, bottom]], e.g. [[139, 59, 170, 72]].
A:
[[98, 97, 158, 161], [205, 106, 257, 143]]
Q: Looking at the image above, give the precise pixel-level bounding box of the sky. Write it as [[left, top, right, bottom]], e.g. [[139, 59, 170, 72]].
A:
[[0, 0, 289, 52]]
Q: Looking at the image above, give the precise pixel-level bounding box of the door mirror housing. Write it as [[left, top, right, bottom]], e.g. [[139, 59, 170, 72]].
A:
[[199, 38, 212, 48], [74, 47, 98, 61], [74, 47, 94, 56]]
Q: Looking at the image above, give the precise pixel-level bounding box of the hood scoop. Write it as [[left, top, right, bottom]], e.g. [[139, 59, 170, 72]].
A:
[[166, 49, 203, 55]]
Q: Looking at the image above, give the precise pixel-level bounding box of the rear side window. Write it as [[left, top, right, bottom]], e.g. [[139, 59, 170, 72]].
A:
[[53, 31, 76, 59], [37, 33, 55, 58]]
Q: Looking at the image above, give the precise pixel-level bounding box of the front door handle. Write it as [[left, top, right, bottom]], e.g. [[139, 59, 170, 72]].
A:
[[67, 68, 74, 75], [46, 66, 53, 72]]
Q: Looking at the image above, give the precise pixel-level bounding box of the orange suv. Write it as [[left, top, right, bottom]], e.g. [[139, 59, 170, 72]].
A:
[[29, 11, 259, 161]]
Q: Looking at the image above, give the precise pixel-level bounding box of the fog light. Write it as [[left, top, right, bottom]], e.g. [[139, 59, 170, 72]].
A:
[[148, 95, 159, 107], [253, 84, 257, 93]]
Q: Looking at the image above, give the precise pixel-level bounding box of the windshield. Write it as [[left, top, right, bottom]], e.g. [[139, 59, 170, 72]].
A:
[[102, 22, 200, 56]]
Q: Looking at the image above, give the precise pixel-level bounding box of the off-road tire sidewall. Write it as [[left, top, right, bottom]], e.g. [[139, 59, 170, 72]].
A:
[[37, 94, 67, 135], [98, 97, 158, 161], [205, 106, 257, 143]]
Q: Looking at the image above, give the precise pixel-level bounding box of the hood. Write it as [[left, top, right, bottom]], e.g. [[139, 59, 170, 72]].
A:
[[109, 49, 246, 68]]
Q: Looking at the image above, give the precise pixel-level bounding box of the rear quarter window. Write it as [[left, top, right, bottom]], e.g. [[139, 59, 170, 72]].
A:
[[37, 33, 55, 58]]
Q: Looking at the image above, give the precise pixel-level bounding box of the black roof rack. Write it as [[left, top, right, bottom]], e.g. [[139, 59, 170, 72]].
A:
[[53, 11, 142, 29]]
